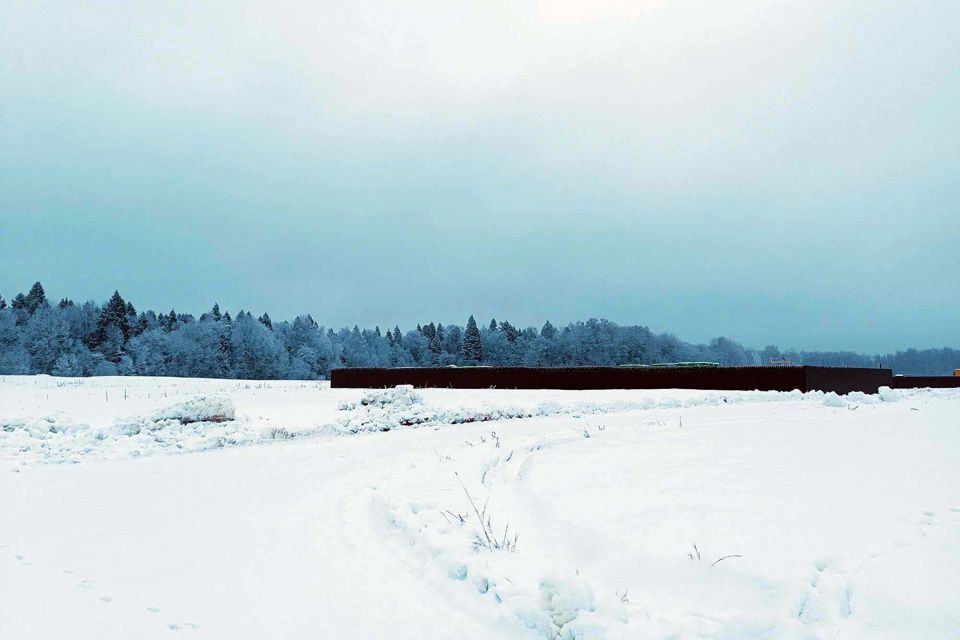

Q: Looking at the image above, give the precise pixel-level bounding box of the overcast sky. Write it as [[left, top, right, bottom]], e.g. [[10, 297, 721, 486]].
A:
[[2, 0, 958, 352]]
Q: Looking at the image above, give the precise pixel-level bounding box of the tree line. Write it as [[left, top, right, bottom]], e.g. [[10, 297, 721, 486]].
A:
[[0, 282, 956, 379]]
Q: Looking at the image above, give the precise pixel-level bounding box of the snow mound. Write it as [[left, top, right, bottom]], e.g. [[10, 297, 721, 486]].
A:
[[360, 385, 424, 408], [330, 387, 823, 435], [339, 385, 425, 411], [151, 395, 236, 424], [823, 392, 848, 407], [0, 396, 250, 464], [878, 386, 900, 402], [823, 387, 901, 408], [0, 414, 87, 439]]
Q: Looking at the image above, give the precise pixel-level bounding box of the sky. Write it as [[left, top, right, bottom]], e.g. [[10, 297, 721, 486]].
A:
[[1, 0, 958, 353]]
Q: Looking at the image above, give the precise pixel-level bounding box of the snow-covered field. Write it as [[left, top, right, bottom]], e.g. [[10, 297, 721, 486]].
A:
[[1, 376, 958, 639]]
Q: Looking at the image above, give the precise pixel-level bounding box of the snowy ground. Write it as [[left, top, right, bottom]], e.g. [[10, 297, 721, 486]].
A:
[[1, 376, 958, 639]]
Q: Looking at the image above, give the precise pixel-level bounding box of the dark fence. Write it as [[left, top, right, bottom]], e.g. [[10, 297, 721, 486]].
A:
[[804, 367, 894, 395], [891, 376, 960, 389], [331, 366, 905, 394]]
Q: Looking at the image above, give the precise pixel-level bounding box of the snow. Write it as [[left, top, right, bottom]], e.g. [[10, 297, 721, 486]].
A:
[[150, 395, 236, 424], [1, 375, 958, 639]]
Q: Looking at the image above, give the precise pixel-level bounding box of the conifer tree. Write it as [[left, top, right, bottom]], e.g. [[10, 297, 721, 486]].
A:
[[11, 293, 26, 311], [259, 312, 273, 330], [212, 303, 222, 322], [125, 302, 139, 335], [102, 291, 131, 339], [0, 295, 5, 310], [137, 311, 151, 334], [86, 291, 131, 357], [462, 315, 482, 363], [218, 331, 231, 359], [541, 320, 557, 339], [25, 282, 48, 314], [429, 330, 442, 364], [489, 318, 498, 332], [499, 320, 520, 342], [165, 308, 178, 331]]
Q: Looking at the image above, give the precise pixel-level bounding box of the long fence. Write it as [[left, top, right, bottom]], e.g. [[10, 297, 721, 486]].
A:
[[891, 375, 960, 389], [328, 366, 950, 394]]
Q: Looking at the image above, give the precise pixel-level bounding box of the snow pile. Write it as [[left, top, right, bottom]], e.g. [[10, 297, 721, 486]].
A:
[[333, 393, 538, 434], [878, 385, 901, 402], [823, 392, 848, 407], [333, 384, 567, 433], [150, 395, 236, 424], [332, 386, 822, 435], [823, 386, 901, 408], [334, 385, 437, 431], [357, 385, 424, 409], [1, 396, 250, 464], [0, 414, 82, 437]]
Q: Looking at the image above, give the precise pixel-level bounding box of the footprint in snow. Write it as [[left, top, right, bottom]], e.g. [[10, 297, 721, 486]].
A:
[[100, 596, 113, 603], [920, 510, 937, 535], [797, 560, 851, 625], [168, 622, 200, 631], [79, 579, 95, 589], [146, 607, 161, 614]]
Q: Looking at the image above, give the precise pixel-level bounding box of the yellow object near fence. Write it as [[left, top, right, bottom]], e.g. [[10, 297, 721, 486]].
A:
[[955, 369, 960, 377]]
